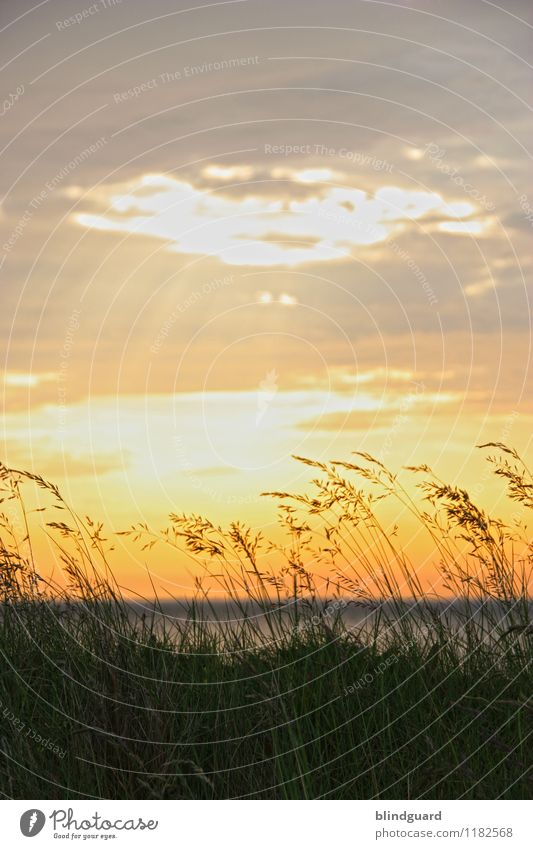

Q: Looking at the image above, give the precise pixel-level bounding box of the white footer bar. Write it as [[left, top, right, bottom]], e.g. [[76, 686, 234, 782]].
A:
[[1, 799, 530, 848]]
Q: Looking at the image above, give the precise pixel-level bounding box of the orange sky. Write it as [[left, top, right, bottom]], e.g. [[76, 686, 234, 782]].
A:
[[1, 0, 532, 596]]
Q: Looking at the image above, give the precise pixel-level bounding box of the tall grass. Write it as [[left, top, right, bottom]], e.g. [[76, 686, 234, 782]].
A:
[[0, 445, 531, 798]]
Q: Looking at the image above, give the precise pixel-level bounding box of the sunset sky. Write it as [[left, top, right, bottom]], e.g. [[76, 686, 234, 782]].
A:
[[1, 0, 531, 594]]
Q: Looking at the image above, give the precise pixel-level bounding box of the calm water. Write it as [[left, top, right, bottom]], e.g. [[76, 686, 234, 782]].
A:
[[124, 598, 533, 645]]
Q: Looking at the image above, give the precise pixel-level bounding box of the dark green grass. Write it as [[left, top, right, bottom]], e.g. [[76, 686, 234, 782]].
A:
[[0, 599, 530, 799], [0, 444, 531, 799]]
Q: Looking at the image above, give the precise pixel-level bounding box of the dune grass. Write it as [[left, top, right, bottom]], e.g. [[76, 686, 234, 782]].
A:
[[0, 445, 531, 799]]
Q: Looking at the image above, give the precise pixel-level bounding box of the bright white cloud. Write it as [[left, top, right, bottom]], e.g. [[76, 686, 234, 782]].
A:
[[256, 291, 298, 305], [73, 172, 486, 267], [202, 164, 254, 181], [272, 166, 339, 183], [438, 220, 489, 235], [4, 372, 56, 388]]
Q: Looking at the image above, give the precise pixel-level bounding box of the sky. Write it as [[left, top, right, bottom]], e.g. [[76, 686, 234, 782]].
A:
[[0, 0, 532, 595]]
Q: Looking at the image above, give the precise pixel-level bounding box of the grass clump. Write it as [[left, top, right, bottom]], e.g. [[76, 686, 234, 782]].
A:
[[0, 445, 531, 799]]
